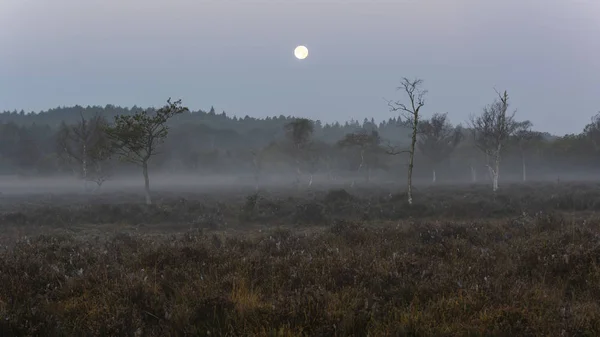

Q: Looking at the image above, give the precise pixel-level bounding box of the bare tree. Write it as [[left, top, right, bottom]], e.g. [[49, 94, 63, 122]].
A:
[[56, 113, 113, 191], [386, 77, 427, 205], [469, 90, 529, 191], [418, 113, 463, 183], [104, 98, 188, 204], [284, 118, 314, 187], [338, 129, 383, 186]]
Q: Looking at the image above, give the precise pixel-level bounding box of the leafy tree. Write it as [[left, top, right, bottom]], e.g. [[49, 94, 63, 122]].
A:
[[284, 118, 314, 186], [104, 98, 189, 204], [418, 113, 463, 183]]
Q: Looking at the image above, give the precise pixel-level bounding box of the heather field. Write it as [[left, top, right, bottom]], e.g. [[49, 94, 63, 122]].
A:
[[2, 182, 600, 336]]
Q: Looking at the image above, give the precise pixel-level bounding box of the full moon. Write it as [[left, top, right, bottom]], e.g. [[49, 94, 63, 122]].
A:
[[294, 45, 309, 60]]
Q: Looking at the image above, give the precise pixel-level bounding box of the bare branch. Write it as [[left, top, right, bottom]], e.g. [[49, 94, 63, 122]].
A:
[[468, 88, 525, 191]]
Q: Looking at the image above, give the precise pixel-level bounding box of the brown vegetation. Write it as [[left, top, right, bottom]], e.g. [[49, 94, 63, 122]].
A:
[[2, 183, 600, 336]]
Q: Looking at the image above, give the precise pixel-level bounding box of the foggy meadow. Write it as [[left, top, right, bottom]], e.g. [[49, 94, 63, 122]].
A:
[[0, 87, 599, 197], [2, 83, 600, 335]]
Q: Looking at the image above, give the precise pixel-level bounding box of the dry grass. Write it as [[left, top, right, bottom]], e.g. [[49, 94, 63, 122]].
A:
[[1, 183, 600, 335]]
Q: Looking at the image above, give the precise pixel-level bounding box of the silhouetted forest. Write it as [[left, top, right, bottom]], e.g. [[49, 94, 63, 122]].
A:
[[0, 101, 598, 185]]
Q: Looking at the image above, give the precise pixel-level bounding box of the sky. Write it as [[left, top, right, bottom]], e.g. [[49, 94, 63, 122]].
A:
[[1, 0, 599, 136]]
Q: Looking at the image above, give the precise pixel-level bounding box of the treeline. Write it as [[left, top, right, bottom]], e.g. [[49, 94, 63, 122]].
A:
[[1, 84, 599, 197]]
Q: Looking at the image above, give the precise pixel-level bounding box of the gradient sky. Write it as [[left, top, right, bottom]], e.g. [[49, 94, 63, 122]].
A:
[[1, 0, 599, 135]]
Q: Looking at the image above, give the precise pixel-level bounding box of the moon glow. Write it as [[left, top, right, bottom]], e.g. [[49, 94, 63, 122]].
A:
[[294, 45, 309, 60]]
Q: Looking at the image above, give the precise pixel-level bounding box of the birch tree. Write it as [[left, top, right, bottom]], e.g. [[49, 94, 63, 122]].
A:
[[56, 113, 113, 191], [105, 98, 188, 205], [386, 77, 427, 205], [469, 90, 529, 191], [417, 113, 463, 183]]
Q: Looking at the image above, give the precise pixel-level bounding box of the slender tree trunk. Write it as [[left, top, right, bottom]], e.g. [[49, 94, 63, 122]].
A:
[[470, 165, 477, 183], [492, 154, 500, 192], [407, 151, 414, 205], [486, 164, 498, 191], [353, 149, 365, 188], [295, 166, 302, 188], [357, 149, 364, 174], [142, 160, 151, 205], [308, 174, 313, 187], [432, 168, 436, 184], [407, 117, 418, 205]]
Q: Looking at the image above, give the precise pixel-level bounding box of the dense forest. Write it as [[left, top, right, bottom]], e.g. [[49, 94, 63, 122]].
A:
[[0, 90, 599, 189]]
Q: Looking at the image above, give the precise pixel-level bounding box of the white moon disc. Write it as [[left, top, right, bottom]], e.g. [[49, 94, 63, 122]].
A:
[[294, 45, 309, 60]]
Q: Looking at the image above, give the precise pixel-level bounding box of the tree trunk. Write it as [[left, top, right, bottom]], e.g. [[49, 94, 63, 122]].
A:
[[407, 151, 414, 205], [486, 164, 497, 191], [407, 117, 418, 205], [308, 174, 313, 187], [357, 149, 364, 175], [470, 165, 477, 183], [142, 161, 152, 205], [492, 154, 500, 192], [253, 169, 260, 191], [295, 166, 302, 189], [492, 170, 499, 191], [432, 168, 436, 184]]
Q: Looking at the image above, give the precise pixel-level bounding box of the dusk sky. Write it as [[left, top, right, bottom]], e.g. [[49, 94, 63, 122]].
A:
[[1, 0, 599, 135]]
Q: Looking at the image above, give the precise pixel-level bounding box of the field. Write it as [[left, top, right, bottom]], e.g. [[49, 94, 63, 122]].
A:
[[2, 181, 600, 336]]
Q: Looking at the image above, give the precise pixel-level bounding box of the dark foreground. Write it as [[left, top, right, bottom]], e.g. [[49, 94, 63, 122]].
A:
[[2, 182, 600, 336]]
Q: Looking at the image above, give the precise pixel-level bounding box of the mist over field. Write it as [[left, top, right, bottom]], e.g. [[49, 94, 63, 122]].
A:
[[1, 169, 600, 197], [1, 91, 600, 335], [2, 0, 600, 335], [0, 99, 598, 200]]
